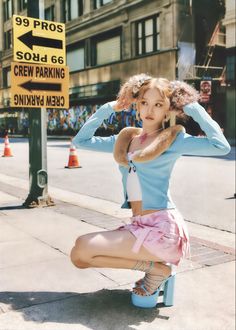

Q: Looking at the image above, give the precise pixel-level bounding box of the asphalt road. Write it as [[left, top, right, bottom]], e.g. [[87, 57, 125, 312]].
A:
[[0, 137, 235, 233]]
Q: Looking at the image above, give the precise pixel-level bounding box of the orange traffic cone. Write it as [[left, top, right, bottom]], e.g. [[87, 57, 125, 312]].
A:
[[2, 135, 13, 157], [65, 141, 81, 169]]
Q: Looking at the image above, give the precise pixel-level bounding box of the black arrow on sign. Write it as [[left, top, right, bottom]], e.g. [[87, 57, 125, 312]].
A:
[[18, 30, 63, 50], [19, 80, 62, 92]]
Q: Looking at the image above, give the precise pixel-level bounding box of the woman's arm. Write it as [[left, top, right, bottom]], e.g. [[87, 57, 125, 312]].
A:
[[72, 101, 117, 153], [175, 102, 231, 156]]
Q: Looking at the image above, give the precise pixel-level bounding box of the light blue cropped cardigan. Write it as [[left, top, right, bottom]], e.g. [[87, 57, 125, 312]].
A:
[[72, 101, 231, 210]]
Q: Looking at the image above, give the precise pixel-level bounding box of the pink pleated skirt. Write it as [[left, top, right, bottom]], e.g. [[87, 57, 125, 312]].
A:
[[119, 208, 190, 266]]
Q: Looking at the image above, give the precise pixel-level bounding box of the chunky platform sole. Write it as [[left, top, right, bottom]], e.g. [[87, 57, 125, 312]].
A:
[[131, 274, 175, 308]]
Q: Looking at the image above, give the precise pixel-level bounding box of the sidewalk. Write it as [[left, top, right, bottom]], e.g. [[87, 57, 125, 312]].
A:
[[0, 189, 235, 330]]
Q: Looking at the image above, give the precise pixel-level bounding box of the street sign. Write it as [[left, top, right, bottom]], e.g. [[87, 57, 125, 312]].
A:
[[10, 62, 69, 108], [13, 15, 65, 66], [200, 80, 212, 103]]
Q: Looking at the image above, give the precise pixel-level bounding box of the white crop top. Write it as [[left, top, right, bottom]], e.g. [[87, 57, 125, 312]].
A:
[[126, 152, 142, 201]]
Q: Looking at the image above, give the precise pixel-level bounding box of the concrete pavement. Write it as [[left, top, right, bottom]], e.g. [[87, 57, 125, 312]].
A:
[[0, 188, 235, 330]]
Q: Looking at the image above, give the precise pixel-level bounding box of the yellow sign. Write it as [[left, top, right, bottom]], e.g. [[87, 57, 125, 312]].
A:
[[13, 15, 65, 66], [10, 62, 69, 109]]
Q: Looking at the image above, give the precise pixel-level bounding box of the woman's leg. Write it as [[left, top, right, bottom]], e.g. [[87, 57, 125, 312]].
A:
[[70, 229, 171, 294], [71, 229, 160, 267]]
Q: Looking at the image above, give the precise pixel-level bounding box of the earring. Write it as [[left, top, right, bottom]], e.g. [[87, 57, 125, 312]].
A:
[[162, 114, 170, 128], [162, 119, 165, 129], [136, 110, 141, 121], [134, 103, 141, 121], [165, 114, 170, 122], [136, 110, 140, 121]]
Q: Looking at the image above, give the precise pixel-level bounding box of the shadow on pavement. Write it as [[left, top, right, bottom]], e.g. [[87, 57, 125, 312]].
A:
[[225, 195, 236, 200], [0, 289, 170, 328], [0, 205, 25, 211]]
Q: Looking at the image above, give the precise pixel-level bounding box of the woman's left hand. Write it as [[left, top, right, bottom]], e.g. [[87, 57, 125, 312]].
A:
[[170, 106, 184, 115]]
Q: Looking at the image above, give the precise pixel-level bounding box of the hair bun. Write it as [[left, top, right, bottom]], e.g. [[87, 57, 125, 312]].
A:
[[170, 81, 200, 110], [116, 73, 152, 110], [130, 73, 152, 98]]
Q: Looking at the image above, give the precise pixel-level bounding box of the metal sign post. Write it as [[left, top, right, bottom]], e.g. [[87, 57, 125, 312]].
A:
[[10, 0, 68, 208], [23, 0, 51, 207], [11, 0, 68, 207]]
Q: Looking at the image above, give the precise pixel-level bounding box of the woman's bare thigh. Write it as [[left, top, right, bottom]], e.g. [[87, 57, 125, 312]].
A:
[[72, 229, 163, 262]]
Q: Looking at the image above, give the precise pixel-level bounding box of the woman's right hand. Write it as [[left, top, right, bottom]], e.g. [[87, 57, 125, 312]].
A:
[[113, 99, 127, 112], [113, 97, 135, 112]]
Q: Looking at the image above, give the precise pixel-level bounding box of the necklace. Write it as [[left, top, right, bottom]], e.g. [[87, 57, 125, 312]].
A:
[[139, 128, 163, 144]]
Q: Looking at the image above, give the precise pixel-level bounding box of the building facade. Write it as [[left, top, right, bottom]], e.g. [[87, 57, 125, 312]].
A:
[[0, 0, 234, 140]]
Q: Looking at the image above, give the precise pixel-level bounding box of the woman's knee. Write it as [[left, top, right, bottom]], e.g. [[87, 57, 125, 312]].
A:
[[70, 235, 92, 267]]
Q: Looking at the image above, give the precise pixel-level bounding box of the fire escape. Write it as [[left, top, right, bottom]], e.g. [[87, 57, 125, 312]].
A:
[[186, 22, 226, 82]]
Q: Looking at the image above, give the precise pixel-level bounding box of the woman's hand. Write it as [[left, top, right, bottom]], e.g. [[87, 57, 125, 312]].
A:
[[113, 98, 132, 112], [170, 106, 184, 116]]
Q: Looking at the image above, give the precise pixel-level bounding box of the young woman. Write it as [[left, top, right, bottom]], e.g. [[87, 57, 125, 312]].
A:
[[70, 74, 231, 308]]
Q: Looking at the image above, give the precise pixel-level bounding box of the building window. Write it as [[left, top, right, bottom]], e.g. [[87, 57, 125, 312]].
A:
[[4, 30, 12, 50], [69, 80, 120, 102], [94, 0, 112, 9], [3, 67, 11, 88], [45, 5, 54, 21], [3, 0, 12, 21], [136, 15, 160, 56], [91, 31, 121, 66], [64, 0, 83, 22], [18, 0, 27, 11], [67, 45, 85, 72], [96, 36, 120, 65]]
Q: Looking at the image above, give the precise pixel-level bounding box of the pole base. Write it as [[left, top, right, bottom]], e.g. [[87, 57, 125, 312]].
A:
[[23, 195, 55, 208]]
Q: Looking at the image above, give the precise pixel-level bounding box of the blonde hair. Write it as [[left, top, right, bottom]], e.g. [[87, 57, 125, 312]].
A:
[[115, 73, 199, 112], [137, 78, 172, 102], [169, 80, 200, 109], [116, 74, 171, 110]]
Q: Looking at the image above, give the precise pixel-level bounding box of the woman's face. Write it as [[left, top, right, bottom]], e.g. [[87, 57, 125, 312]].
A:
[[137, 87, 170, 125]]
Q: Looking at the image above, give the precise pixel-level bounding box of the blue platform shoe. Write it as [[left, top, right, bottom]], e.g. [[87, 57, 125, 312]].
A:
[[131, 274, 175, 308]]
